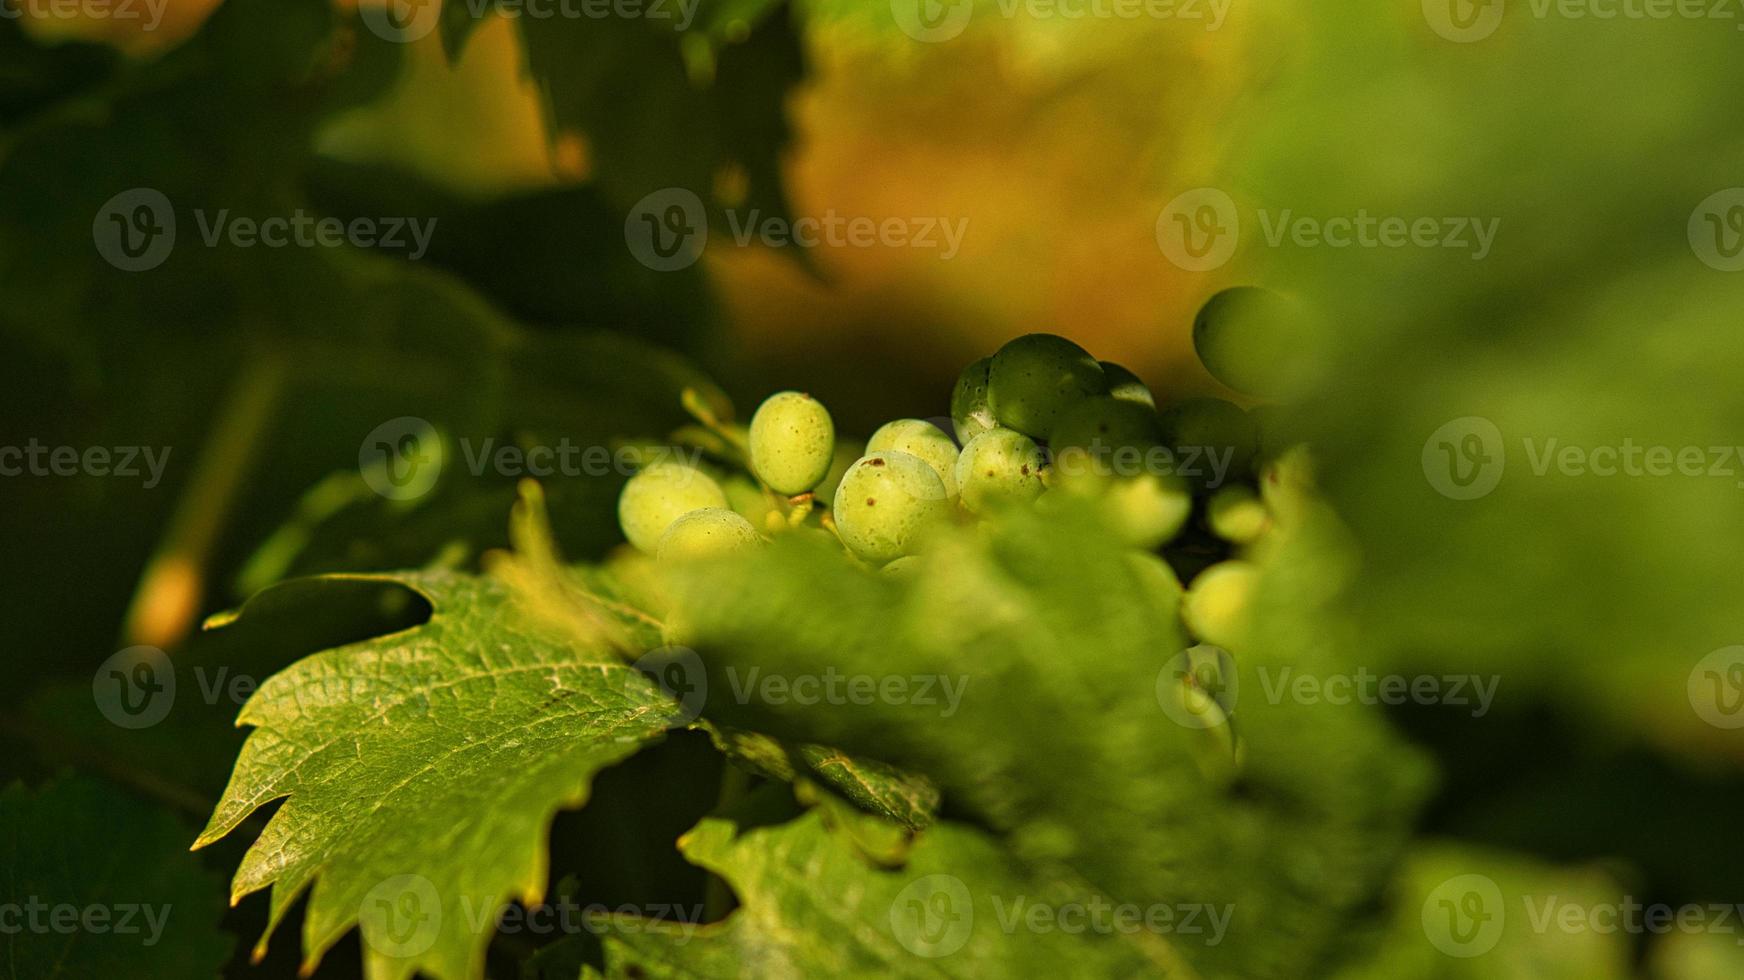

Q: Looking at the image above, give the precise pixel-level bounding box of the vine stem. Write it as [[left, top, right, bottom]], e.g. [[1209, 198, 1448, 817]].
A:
[[122, 346, 290, 651]]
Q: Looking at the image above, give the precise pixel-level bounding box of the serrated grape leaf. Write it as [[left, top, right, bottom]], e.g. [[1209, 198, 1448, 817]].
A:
[[703, 725, 939, 831], [495, 485, 943, 834], [192, 570, 676, 980], [1, 775, 233, 979], [0, 0, 407, 362], [657, 502, 1431, 980], [590, 788, 1191, 978], [302, 161, 715, 347], [511, 0, 802, 218]]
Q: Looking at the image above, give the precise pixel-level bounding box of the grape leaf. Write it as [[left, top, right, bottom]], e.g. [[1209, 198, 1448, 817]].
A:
[[703, 725, 940, 831], [511, 0, 802, 217], [192, 570, 675, 980], [657, 501, 1431, 980], [591, 788, 1192, 978], [1, 775, 233, 979]]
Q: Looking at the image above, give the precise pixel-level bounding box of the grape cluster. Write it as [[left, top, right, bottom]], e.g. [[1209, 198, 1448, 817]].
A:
[[614, 287, 1322, 659]]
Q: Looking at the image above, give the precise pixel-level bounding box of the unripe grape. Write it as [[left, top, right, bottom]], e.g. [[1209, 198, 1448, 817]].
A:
[[881, 555, 923, 579], [986, 334, 1107, 438], [950, 357, 997, 444], [1049, 397, 1163, 481], [749, 391, 835, 495], [831, 451, 951, 564], [1126, 551, 1184, 617], [1157, 397, 1258, 489], [1192, 286, 1315, 399], [868, 419, 960, 497], [1103, 472, 1192, 549], [1207, 484, 1268, 543], [722, 474, 781, 532], [954, 428, 1045, 514], [1099, 361, 1156, 408], [657, 508, 761, 561], [1259, 445, 1316, 528], [1051, 467, 1191, 549], [617, 462, 729, 553], [1182, 560, 1259, 648]]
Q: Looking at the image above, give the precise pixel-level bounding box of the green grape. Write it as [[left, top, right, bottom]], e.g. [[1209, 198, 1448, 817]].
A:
[[1103, 472, 1193, 548], [950, 357, 997, 444], [617, 462, 730, 553], [1126, 551, 1184, 618], [868, 419, 960, 497], [1259, 444, 1316, 528], [749, 391, 835, 495], [1052, 467, 1191, 549], [657, 508, 761, 561], [831, 451, 952, 563], [1099, 361, 1156, 408], [1207, 484, 1269, 543], [955, 428, 1046, 513], [1157, 396, 1258, 489], [986, 333, 1108, 437], [881, 555, 923, 578], [1048, 396, 1163, 481], [1192, 286, 1315, 399], [1182, 560, 1259, 648], [722, 473, 780, 533]]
